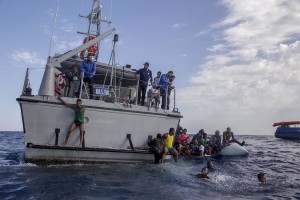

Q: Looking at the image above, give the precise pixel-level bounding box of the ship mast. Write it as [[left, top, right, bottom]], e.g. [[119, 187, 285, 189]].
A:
[[78, 0, 111, 61]]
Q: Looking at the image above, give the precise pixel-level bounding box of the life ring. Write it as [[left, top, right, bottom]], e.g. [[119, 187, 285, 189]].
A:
[[54, 72, 66, 95], [80, 35, 98, 58]]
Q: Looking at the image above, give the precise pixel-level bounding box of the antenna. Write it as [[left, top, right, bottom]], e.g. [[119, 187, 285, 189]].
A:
[[77, 0, 112, 61], [48, 0, 61, 58]]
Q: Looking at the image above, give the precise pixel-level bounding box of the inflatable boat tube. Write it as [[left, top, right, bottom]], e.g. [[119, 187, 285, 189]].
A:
[[219, 143, 249, 156]]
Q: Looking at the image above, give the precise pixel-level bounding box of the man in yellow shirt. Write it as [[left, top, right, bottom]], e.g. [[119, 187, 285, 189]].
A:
[[162, 128, 178, 162]]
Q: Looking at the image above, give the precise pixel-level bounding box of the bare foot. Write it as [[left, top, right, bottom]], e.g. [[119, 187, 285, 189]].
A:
[[62, 142, 66, 146]]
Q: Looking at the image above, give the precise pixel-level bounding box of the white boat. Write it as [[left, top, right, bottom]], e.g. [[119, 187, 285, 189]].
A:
[[219, 143, 249, 156], [17, 0, 182, 164]]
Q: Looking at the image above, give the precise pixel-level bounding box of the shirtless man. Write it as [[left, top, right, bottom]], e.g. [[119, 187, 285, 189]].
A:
[[223, 127, 245, 146]]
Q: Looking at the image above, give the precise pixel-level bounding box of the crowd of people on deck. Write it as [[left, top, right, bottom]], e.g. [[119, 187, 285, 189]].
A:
[[56, 55, 175, 110], [134, 62, 175, 110]]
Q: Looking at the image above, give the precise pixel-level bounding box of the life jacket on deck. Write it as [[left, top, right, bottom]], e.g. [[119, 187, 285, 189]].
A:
[[54, 72, 66, 95], [80, 35, 98, 59]]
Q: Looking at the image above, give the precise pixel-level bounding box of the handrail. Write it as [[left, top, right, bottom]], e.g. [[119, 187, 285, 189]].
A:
[[79, 72, 85, 99]]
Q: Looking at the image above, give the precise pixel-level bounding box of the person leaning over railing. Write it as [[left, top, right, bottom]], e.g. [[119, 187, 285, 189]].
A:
[[157, 71, 173, 110], [167, 74, 175, 110]]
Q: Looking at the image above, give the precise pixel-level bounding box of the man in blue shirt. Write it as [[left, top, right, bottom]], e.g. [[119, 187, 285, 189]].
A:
[[135, 62, 153, 106], [157, 71, 173, 110], [79, 54, 96, 99]]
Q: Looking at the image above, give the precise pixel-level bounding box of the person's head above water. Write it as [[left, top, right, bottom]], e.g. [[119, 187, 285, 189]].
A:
[[201, 167, 209, 175], [257, 173, 266, 183], [207, 161, 214, 169]]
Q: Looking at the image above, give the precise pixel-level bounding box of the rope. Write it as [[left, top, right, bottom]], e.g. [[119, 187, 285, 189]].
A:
[[48, 0, 61, 58]]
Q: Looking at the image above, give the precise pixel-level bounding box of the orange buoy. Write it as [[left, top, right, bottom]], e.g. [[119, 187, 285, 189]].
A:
[[80, 35, 98, 58]]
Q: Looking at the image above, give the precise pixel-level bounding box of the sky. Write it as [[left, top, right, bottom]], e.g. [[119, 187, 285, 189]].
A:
[[1, 0, 300, 135]]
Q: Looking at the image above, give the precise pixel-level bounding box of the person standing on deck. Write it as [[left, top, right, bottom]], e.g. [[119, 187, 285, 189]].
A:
[[65, 65, 80, 97], [162, 127, 178, 162], [153, 71, 161, 88], [79, 54, 96, 99], [58, 96, 85, 148], [134, 62, 153, 106], [157, 71, 173, 110]]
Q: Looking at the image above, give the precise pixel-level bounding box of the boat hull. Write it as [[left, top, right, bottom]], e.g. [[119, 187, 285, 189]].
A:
[[25, 144, 171, 165], [275, 127, 300, 140], [17, 95, 182, 163]]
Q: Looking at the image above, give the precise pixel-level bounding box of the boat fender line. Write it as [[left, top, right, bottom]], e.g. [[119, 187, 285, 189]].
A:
[[55, 128, 60, 146], [83, 131, 86, 148], [127, 134, 134, 150]]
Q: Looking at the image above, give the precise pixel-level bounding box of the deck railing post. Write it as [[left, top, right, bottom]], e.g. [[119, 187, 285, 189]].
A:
[[79, 72, 84, 99], [127, 134, 134, 150], [135, 80, 139, 105], [83, 131, 86, 148], [173, 88, 176, 110], [165, 87, 168, 110], [55, 128, 60, 146]]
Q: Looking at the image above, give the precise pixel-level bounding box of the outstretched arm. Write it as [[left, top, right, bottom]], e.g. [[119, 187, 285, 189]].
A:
[[58, 96, 70, 108]]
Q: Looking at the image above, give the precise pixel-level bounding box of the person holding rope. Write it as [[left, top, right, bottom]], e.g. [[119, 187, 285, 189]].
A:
[[58, 96, 85, 148], [134, 62, 153, 106]]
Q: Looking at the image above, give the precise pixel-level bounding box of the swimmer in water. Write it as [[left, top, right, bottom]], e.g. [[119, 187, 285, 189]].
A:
[[207, 161, 215, 172], [197, 167, 210, 179], [257, 172, 266, 184]]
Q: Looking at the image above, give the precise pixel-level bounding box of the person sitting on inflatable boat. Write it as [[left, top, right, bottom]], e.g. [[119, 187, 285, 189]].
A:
[[208, 130, 222, 153], [223, 127, 245, 146]]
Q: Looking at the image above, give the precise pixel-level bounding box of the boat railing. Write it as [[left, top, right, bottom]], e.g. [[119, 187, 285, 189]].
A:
[[21, 66, 178, 111], [77, 72, 178, 111]]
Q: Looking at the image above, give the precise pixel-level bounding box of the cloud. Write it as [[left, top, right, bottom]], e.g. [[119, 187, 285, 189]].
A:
[[193, 30, 209, 37], [172, 23, 187, 29], [181, 54, 188, 57], [12, 50, 46, 66], [46, 8, 55, 17], [53, 38, 82, 52], [60, 18, 76, 33], [179, 0, 300, 135], [41, 23, 50, 35]]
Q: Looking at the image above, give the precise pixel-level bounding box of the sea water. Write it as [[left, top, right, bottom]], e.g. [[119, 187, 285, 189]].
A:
[[0, 132, 299, 200]]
